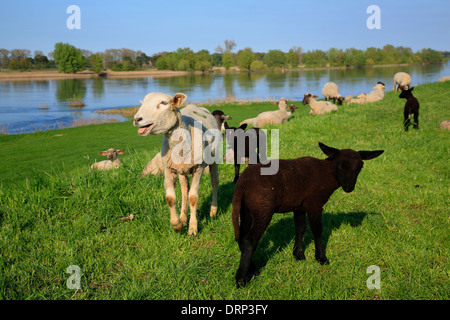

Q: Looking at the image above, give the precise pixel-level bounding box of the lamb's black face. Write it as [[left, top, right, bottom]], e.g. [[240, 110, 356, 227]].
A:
[[334, 153, 364, 193]]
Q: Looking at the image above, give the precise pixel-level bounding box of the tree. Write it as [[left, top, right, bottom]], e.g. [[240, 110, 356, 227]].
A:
[[264, 49, 287, 68], [224, 40, 236, 52], [286, 49, 299, 67], [237, 48, 255, 72], [53, 43, 86, 73], [89, 54, 104, 74], [222, 52, 233, 70]]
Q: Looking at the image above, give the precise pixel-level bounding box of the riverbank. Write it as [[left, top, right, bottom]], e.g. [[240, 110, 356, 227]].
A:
[[0, 62, 438, 81]]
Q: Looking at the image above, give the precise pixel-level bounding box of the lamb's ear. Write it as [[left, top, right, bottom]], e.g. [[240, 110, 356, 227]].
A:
[[318, 142, 339, 158], [313, 95, 319, 98], [239, 123, 247, 130], [171, 93, 187, 109], [410, 87, 414, 92], [117, 150, 124, 154], [359, 150, 384, 160], [224, 122, 230, 129], [98, 151, 108, 155]]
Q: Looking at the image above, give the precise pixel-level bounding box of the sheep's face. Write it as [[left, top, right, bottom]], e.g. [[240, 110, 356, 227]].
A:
[[99, 148, 124, 161], [134, 92, 187, 136], [302, 93, 318, 105], [399, 87, 414, 99], [319, 142, 384, 193], [372, 83, 385, 91], [336, 97, 344, 105]]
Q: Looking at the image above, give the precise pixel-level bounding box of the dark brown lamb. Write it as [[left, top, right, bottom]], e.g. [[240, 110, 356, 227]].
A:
[[231, 142, 384, 287]]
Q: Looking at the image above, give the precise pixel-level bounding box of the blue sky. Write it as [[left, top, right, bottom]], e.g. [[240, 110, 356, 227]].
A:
[[1, 0, 449, 56]]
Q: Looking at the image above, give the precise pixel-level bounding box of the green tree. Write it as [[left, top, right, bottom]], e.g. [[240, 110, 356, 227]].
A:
[[53, 43, 86, 73], [222, 52, 234, 70], [264, 49, 287, 68], [89, 54, 104, 74], [237, 48, 255, 72]]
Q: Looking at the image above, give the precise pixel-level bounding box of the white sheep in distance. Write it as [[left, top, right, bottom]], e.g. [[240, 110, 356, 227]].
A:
[[239, 99, 295, 127], [438, 76, 450, 82], [349, 82, 385, 104], [302, 93, 338, 115], [91, 148, 124, 170], [322, 82, 344, 105], [393, 72, 412, 91], [134, 92, 219, 236], [440, 120, 450, 130]]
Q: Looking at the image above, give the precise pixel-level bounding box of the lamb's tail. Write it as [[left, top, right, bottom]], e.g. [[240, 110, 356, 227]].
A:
[[231, 187, 244, 242]]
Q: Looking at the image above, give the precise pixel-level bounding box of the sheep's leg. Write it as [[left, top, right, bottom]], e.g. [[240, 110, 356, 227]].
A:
[[235, 213, 273, 288], [187, 167, 203, 236], [404, 108, 411, 131], [164, 170, 182, 232], [209, 163, 219, 217], [307, 207, 329, 265], [178, 174, 190, 226], [233, 163, 240, 183], [413, 110, 419, 129], [293, 210, 307, 261]]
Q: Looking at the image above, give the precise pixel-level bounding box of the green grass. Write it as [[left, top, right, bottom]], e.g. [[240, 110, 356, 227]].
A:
[[0, 82, 449, 300]]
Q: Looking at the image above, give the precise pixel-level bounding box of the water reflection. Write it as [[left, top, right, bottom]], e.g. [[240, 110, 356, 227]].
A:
[[0, 62, 448, 134]]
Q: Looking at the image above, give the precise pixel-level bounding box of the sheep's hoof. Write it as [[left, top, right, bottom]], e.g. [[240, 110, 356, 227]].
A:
[[316, 256, 330, 265], [293, 250, 306, 261], [210, 206, 218, 218], [188, 226, 198, 236], [171, 220, 183, 232]]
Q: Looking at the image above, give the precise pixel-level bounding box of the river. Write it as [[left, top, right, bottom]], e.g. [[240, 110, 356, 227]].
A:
[[0, 62, 449, 134]]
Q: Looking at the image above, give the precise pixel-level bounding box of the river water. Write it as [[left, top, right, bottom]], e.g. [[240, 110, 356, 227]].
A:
[[0, 62, 449, 134]]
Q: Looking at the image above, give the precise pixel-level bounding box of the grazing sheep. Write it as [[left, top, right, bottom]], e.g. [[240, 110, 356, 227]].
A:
[[141, 109, 228, 177], [399, 87, 420, 131], [322, 82, 344, 105], [134, 92, 220, 236], [232, 142, 384, 287], [302, 93, 338, 115], [438, 76, 450, 82], [345, 95, 353, 102], [439, 120, 450, 130], [224, 122, 267, 183], [90, 148, 124, 170], [349, 82, 385, 104], [240, 99, 294, 127], [393, 72, 412, 91], [212, 110, 232, 132]]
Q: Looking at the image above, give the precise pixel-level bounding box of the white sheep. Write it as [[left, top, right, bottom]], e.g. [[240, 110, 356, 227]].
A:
[[439, 120, 450, 130], [302, 93, 338, 115], [90, 148, 124, 170], [393, 72, 412, 91], [438, 76, 450, 82], [134, 92, 219, 236], [322, 82, 344, 105], [349, 82, 385, 104], [239, 99, 295, 127], [141, 151, 164, 176]]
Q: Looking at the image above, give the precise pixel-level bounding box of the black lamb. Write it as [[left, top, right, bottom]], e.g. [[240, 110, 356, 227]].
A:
[[399, 87, 419, 131]]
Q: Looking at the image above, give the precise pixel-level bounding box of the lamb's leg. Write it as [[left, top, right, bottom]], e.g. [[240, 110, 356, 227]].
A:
[[164, 170, 182, 232], [293, 210, 307, 261], [187, 167, 203, 236], [307, 207, 329, 265], [235, 213, 273, 288], [209, 163, 219, 217], [178, 174, 190, 226], [413, 110, 419, 129], [233, 163, 240, 183], [404, 108, 411, 131]]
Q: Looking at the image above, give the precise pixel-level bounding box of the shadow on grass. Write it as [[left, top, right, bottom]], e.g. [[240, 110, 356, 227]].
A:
[[252, 211, 375, 273]]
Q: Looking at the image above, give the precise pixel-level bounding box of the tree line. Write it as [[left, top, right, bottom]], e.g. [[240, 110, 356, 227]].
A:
[[0, 41, 446, 74]]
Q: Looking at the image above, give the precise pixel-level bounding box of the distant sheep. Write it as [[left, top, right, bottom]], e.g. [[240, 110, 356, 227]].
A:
[[302, 93, 338, 115], [349, 82, 385, 104], [438, 76, 450, 82], [439, 120, 450, 130], [91, 148, 124, 170], [399, 87, 419, 131], [240, 99, 295, 127], [322, 82, 344, 105], [393, 72, 412, 91], [232, 142, 384, 287]]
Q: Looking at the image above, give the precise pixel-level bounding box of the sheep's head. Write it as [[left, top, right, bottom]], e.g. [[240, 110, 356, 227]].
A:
[[288, 104, 298, 113], [373, 82, 385, 91], [99, 148, 124, 161], [134, 92, 187, 136], [335, 96, 344, 105], [302, 93, 319, 105], [318, 142, 384, 193], [399, 87, 414, 99]]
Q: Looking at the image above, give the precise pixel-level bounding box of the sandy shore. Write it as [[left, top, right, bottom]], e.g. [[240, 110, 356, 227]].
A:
[[0, 69, 195, 81]]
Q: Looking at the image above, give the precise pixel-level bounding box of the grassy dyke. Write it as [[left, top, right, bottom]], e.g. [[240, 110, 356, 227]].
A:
[[0, 81, 449, 300]]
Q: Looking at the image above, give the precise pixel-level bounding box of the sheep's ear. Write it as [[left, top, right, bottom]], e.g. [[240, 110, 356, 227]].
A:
[[318, 142, 339, 158], [224, 122, 230, 129], [117, 150, 124, 154], [239, 123, 247, 130], [99, 151, 108, 155], [410, 87, 414, 92], [171, 93, 187, 109], [313, 95, 319, 98], [358, 150, 384, 160]]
